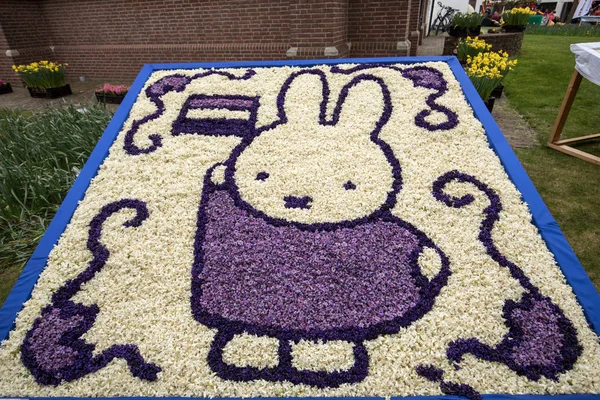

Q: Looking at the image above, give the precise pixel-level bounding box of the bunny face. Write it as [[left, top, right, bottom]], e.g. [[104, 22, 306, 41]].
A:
[[228, 71, 399, 225]]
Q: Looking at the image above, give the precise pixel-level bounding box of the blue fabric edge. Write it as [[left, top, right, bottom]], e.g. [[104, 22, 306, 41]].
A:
[[0, 56, 597, 400]]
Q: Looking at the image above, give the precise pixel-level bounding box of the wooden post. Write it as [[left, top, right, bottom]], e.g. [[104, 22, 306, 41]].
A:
[[548, 69, 583, 145], [547, 68, 600, 165]]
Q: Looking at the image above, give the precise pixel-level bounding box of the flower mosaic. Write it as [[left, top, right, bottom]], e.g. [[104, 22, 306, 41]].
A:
[[0, 61, 599, 399]]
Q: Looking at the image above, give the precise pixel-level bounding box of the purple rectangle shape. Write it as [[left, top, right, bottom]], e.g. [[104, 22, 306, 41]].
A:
[[188, 97, 256, 110], [173, 94, 259, 137]]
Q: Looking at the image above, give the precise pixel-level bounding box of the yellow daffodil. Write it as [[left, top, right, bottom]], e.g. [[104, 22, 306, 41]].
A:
[[12, 60, 67, 90], [466, 50, 518, 100], [456, 37, 493, 63], [502, 7, 535, 25]]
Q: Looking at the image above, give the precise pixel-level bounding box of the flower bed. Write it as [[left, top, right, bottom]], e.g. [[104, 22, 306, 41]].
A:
[[96, 84, 130, 104], [0, 59, 599, 400]]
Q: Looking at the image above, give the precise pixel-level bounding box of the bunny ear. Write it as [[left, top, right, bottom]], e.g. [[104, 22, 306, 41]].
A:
[[334, 74, 392, 136], [278, 70, 328, 125]]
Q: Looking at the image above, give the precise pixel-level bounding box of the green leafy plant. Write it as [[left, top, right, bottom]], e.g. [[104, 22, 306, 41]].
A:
[[452, 12, 484, 28], [0, 105, 112, 305], [456, 36, 492, 62], [501, 7, 536, 26]]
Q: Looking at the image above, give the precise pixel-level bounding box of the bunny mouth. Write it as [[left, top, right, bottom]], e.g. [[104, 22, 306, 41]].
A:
[[284, 195, 313, 210]]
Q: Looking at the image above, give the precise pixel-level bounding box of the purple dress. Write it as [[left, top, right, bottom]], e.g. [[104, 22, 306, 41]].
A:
[[190, 172, 450, 387], [197, 188, 428, 332]]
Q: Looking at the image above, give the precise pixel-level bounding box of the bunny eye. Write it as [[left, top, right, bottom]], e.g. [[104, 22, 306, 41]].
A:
[[256, 172, 269, 181], [344, 180, 356, 190]]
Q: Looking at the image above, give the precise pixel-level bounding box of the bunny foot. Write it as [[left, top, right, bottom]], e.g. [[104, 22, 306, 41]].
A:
[[208, 330, 369, 388]]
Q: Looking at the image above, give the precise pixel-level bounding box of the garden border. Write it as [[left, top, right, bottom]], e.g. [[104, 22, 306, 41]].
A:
[[0, 56, 599, 400]]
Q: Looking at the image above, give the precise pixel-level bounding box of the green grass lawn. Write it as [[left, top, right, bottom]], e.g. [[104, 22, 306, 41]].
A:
[[504, 35, 600, 288]]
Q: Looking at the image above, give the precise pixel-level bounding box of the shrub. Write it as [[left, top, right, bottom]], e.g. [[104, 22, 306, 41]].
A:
[[525, 24, 600, 37]]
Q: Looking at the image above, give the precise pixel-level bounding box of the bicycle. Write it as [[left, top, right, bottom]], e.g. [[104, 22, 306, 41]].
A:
[[430, 1, 457, 36]]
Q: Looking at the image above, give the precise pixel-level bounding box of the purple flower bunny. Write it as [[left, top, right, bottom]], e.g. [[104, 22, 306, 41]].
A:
[[191, 70, 451, 388]]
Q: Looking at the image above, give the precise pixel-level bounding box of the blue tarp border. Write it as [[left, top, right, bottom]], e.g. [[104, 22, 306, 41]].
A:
[[0, 56, 598, 400]]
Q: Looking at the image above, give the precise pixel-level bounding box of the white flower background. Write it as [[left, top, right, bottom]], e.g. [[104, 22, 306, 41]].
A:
[[0, 62, 599, 397]]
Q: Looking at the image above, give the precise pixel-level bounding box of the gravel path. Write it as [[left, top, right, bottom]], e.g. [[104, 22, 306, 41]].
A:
[[491, 95, 539, 148]]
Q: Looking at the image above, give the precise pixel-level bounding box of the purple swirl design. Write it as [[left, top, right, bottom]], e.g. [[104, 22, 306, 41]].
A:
[[446, 292, 582, 381], [124, 69, 256, 155], [429, 171, 582, 384], [402, 67, 459, 131], [123, 75, 191, 155], [21, 199, 161, 385]]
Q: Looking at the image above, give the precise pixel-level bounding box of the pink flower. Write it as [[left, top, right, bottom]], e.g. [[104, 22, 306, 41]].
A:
[[96, 83, 130, 95]]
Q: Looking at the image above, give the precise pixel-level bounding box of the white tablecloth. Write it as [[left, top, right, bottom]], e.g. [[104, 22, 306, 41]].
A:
[[571, 42, 600, 86]]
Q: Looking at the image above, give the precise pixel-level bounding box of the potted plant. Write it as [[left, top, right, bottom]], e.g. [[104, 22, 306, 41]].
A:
[[501, 7, 536, 32], [12, 61, 71, 98], [465, 50, 518, 112], [0, 79, 12, 95], [449, 12, 484, 38], [455, 36, 492, 66], [95, 83, 130, 104], [455, 36, 505, 97]]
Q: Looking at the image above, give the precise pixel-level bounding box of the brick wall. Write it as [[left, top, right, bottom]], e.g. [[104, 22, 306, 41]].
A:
[[348, 0, 409, 57], [0, 0, 56, 84], [348, 0, 422, 57], [1, 0, 50, 50], [0, 0, 424, 83], [408, 0, 423, 54], [288, 0, 349, 57], [0, 23, 13, 85], [44, 1, 292, 45]]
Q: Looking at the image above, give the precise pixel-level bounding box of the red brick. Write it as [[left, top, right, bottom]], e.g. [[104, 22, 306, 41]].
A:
[[0, 0, 423, 82]]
